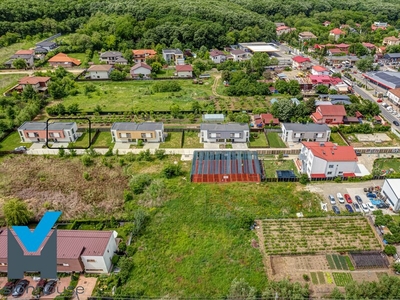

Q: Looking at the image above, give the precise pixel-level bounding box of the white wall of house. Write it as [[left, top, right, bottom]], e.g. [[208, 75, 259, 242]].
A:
[[388, 91, 400, 105], [382, 180, 400, 211], [282, 128, 330, 143], [177, 71, 192, 77], [131, 67, 151, 77], [200, 130, 249, 143], [311, 69, 330, 76], [89, 71, 111, 79], [210, 55, 226, 64]]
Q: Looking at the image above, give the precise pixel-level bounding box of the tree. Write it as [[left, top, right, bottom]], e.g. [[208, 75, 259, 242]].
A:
[[170, 104, 180, 118], [287, 80, 300, 96], [151, 62, 162, 73], [12, 58, 27, 69], [21, 85, 38, 101], [191, 101, 201, 114], [222, 70, 232, 82], [355, 57, 374, 72], [271, 99, 294, 122], [48, 81, 67, 99], [3, 198, 32, 226], [262, 279, 309, 300], [394, 263, 400, 273], [110, 70, 127, 81], [226, 278, 256, 300], [66, 103, 80, 115], [315, 84, 329, 94], [274, 80, 289, 94], [384, 245, 397, 256]]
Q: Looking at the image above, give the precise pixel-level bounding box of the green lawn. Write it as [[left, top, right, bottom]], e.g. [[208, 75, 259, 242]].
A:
[[330, 132, 347, 146], [158, 69, 175, 77], [374, 158, 400, 173], [69, 132, 92, 148], [0, 40, 38, 64], [60, 80, 213, 112], [249, 132, 268, 147], [92, 52, 101, 64], [159, 132, 182, 148], [266, 132, 286, 148], [0, 131, 32, 151], [263, 159, 298, 178], [182, 131, 203, 148], [91, 131, 114, 148], [67, 53, 87, 62], [0, 74, 28, 94]]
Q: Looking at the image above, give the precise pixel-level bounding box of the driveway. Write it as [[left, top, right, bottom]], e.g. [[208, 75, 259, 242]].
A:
[[232, 143, 248, 149], [203, 143, 220, 149], [113, 143, 131, 150], [29, 143, 45, 149], [143, 143, 160, 150], [72, 275, 97, 300]]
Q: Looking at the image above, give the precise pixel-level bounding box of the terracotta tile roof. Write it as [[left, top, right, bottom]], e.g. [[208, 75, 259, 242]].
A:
[[276, 26, 290, 31], [0, 229, 114, 259], [15, 50, 34, 55], [384, 36, 399, 42], [292, 56, 311, 63], [312, 65, 328, 72], [131, 62, 152, 71], [299, 32, 317, 38], [48, 53, 81, 66], [132, 49, 157, 56], [260, 113, 279, 125], [209, 50, 225, 57], [336, 43, 350, 48], [19, 76, 51, 85], [362, 42, 376, 48], [329, 48, 344, 54], [330, 28, 345, 35], [317, 105, 346, 116], [389, 88, 400, 98], [302, 142, 358, 162], [87, 65, 113, 72], [176, 64, 193, 72], [231, 49, 246, 55]]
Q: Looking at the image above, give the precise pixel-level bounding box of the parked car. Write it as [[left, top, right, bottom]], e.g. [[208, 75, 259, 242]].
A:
[[377, 99, 383, 103], [394, 120, 400, 126], [361, 203, 369, 213], [332, 206, 340, 214], [12, 280, 29, 298], [377, 202, 390, 209], [337, 193, 345, 204], [345, 204, 354, 213], [367, 202, 376, 211], [328, 195, 336, 204], [355, 195, 363, 204], [12, 146, 27, 154], [353, 203, 361, 212], [43, 280, 57, 296], [344, 194, 352, 203], [355, 150, 362, 156], [366, 192, 377, 198]]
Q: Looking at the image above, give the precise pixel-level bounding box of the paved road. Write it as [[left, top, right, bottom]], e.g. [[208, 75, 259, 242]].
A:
[[0, 69, 85, 75]]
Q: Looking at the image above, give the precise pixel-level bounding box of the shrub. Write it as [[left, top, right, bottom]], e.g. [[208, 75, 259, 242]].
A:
[[299, 174, 309, 185], [162, 164, 182, 178], [137, 139, 144, 147], [123, 190, 133, 202], [152, 81, 181, 93], [129, 174, 152, 194], [104, 146, 113, 156], [384, 245, 397, 256], [81, 155, 93, 166], [83, 172, 91, 181], [155, 149, 165, 160]]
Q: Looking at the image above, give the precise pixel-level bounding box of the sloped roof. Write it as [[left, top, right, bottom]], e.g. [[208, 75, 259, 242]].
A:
[[111, 122, 163, 131], [276, 26, 290, 31], [231, 49, 246, 55], [100, 51, 123, 58], [87, 65, 113, 72], [317, 105, 346, 116], [132, 49, 157, 56], [330, 28, 345, 35], [302, 142, 357, 162], [312, 65, 328, 72], [48, 53, 81, 65], [283, 123, 330, 132], [389, 88, 400, 98], [176, 64, 193, 72], [19, 76, 51, 85], [131, 62, 152, 71], [292, 56, 311, 63], [15, 50, 34, 55], [209, 50, 225, 57], [200, 123, 249, 131]]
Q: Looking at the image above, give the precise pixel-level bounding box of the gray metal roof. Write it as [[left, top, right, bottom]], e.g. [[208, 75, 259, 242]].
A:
[[18, 122, 75, 131], [331, 99, 352, 105], [282, 123, 331, 132], [37, 41, 57, 47], [328, 95, 350, 100], [384, 53, 400, 59], [202, 114, 224, 120], [100, 51, 123, 58], [111, 122, 163, 131], [162, 49, 183, 55], [200, 123, 249, 131], [48, 122, 75, 130], [364, 71, 400, 89]]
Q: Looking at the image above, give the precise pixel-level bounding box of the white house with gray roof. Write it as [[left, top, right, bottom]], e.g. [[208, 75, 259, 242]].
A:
[[111, 122, 164, 144], [281, 123, 331, 143], [162, 49, 184, 65], [100, 51, 127, 65], [200, 123, 250, 143]]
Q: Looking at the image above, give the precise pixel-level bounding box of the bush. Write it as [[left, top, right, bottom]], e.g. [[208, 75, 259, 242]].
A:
[[137, 139, 144, 147], [83, 172, 91, 180], [129, 174, 152, 194], [299, 174, 309, 185], [152, 81, 181, 93], [81, 155, 93, 166], [104, 146, 113, 156], [155, 149, 165, 160], [123, 190, 133, 202], [303, 274, 310, 281], [384, 245, 397, 256], [162, 164, 182, 178]]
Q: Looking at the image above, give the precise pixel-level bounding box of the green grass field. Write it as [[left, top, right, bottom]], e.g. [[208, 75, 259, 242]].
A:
[[0, 131, 32, 151], [266, 132, 286, 148], [0, 74, 28, 94], [374, 158, 400, 173], [249, 132, 268, 147], [60, 80, 213, 112], [159, 132, 182, 148], [182, 131, 203, 148], [69, 132, 92, 148], [92, 131, 114, 148], [263, 159, 298, 178], [330, 132, 347, 146]]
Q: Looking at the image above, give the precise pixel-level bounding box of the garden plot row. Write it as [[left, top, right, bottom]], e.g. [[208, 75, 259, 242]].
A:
[[262, 217, 381, 255], [326, 254, 354, 270], [310, 272, 353, 286]]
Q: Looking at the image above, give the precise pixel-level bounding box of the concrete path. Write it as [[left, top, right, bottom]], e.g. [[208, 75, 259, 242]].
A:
[[232, 143, 248, 149]]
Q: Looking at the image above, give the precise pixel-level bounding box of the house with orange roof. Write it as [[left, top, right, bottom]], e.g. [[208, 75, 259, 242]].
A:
[[276, 26, 292, 36], [311, 65, 329, 76], [16, 76, 51, 92], [132, 49, 157, 63], [4, 49, 35, 68], [311, 105, 346, 124], [329, 28, 345, 41], [48, 53, 81, 68], [297, 142, 359, 179], [383, 36, 400, 46], [362, 42, 376, 52]]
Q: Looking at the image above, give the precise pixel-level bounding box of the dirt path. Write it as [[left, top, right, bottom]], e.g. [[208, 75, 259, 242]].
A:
[[211, 74, 227, 99]]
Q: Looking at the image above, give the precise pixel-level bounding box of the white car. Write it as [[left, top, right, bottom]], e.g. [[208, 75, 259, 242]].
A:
[[361, 203, 369, 213], [328, 195, 336, 204], [367, 202, 376, 211], [337, 193, 345, 204]]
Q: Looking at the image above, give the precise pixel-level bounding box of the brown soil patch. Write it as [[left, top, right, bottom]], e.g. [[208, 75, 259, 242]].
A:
[[0, 156, 128, 219]]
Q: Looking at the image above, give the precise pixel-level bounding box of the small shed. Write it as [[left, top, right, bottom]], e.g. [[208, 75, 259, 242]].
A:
[[202, 114, 225, 122]]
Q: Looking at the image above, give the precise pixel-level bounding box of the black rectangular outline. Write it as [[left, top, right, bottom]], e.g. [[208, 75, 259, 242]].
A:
[[45, 118, 91, 149]]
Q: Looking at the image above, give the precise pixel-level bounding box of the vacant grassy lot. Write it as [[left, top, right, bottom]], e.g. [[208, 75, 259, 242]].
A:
[[182, 131, 203, 148], [330, 132, 347, 146], [249, 132, 268, 147], [263, 159, 298, 178], [69, 132, 92, 148], [92, 131, 114, 148], [266, 132, 286, 148], [0, 40, 38, 64], [160, 132, 182, 148], [0, 131, 32, 151], [0, 74, 28, 94], [261, 217, 381, 255], [60, 80, 213, 112], [374, 158, 400, 173]]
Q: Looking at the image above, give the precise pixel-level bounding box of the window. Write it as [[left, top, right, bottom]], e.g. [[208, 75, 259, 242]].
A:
[[329, 165, 334, 168], [87, 259, 96, 262], [71, 128, 75, 134], [28, 132, 37, 138], [327, 172, 332, 175], [52, 132, 60, 138], [146, 133, 152, 138]]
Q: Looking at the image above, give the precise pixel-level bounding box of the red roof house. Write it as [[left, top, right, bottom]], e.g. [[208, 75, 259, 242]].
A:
[[292, 56, 311, 70], [261, 113, 280, 126], [311, 105, 346, 124], [175, 64, 193, 77], [329, 28, 345, 41]]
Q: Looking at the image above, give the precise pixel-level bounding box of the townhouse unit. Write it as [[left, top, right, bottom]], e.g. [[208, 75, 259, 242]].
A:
[[132, 49, 157, 63], [297, 142, 358, 179], [162, 49, 184, 65], [209, 50, 227, 64], [87, 65, 114, 79], [311, 105, 346, 124], [111, 122, 164, 144], [281, 123, 331, 143], [99, 51, 127, 65], [0, 230, 118, 274], [200, 123, 249, 143], [18, 122, 78, 143], [16, 76, 51, 92]]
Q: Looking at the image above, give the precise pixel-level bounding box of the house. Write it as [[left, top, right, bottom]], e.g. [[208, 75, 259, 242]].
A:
[[362, 42, 376, 52], [199, 123, 250, 143], [326, 94, 351, 105], [323, 21, 331, 27], [331, 82, 350, 94], [130, 62, 152, 78], [18, 122, 78, 143], [326, 55, 360, 66], [259, 113, 280, 127], [4, 50, 35, 68], [34, 33, 60, 54], [281, 123, 331, 143], [48, 53, 81, 68], [311, 105, 346, 124], [230, 49, 250, 61], [175, 65, 193, 77], [87, 65, 114, 79], [275, 22, 286, 27], [111, 122, 164, 144], [383, 36, 400, 46], [329, 28, 345, 41], [297, 142, 358, 179], [209, 50, 227, 64], [132, 49, 157, 63], [100, 51, 127, 65], [162, 49, 184, 65], [292, 56, 311, 70], [276, 26, 292, 36], [383, 53, 400, 63], [16, 76, 51, 93], [0, 230, 118, 274], [328, 48, 346, 56], [388, 88, 400, 105], [382, 179, 400, 212], [309, 75, 342, 87], [336, 43, 350, 51], [298, 32, 317, 41], [311, 65, 329, 76], [372, 22, 388, 31]]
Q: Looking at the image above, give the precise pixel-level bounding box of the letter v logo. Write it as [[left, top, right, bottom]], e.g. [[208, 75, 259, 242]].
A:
[[12, 211, 61, 252]]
